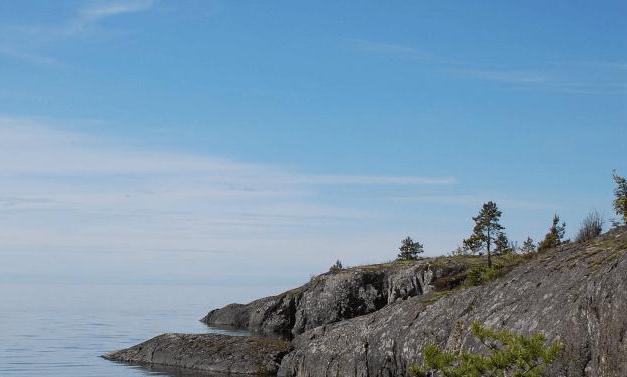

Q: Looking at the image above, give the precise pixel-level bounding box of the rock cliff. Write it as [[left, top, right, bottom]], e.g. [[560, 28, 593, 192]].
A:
[[201, 260, 466, 338]]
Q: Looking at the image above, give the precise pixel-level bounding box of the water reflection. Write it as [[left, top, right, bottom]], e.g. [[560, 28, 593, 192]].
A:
[[199, 325, 250, 337], [119, 363, 233, 377], [202, 323, 292, 341]]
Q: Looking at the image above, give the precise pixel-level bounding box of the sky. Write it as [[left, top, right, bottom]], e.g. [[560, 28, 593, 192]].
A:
[[1, 1, 626, 288]]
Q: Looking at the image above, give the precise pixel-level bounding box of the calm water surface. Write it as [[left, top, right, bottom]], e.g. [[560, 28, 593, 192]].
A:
[[0, 282, 284, 376]]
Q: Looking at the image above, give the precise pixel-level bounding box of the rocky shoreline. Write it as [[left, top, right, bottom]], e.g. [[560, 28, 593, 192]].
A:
[[103, 333, 290, 375], [104, 227, 627, 376]]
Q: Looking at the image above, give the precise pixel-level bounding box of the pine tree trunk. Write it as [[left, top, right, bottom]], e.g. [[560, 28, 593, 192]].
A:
[[487, 230, 492, 268]]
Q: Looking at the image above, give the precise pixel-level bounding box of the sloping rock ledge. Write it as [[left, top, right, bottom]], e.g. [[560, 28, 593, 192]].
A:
[[103, 333, 290, 375]]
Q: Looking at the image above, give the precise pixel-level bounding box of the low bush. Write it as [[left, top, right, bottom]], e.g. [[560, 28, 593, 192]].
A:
[[465, 265, 498, 286], [575, 210, 604, 243], [329, 259, 343, 273], [538, 214, 566, 252], [409, 321, 563, 377]]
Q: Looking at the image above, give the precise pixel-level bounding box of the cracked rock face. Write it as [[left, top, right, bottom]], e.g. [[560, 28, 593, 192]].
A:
[[201, 260, 454, 338], [278, 228, 627, 377], [103, 333, 291, 375]]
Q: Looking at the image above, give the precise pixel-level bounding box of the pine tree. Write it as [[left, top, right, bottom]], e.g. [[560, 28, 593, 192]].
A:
[[612, 170, 627, 226], [494, 232, 511, 255], [329, 260, 343, 273], [521, 237, 536, 253], [537, 214, 566, 252], [397, 237, 424, 261], [463, 201, 504, 267], [462, 234, 483, 255]]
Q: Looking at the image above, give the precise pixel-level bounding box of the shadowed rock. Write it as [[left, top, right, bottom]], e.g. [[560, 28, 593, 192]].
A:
[[103, 333, 291, 375], [201, 260, 466, 338]]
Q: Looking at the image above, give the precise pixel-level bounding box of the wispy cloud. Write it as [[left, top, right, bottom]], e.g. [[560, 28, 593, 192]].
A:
[[347, 38, 437, 62], [296, 175, 455, 185], [446, 69, 549, 84], [0, 116, 454, 266], [568, 60, 627, 71], [388, 194, 556, 211], [0, 118, 455, 186], [347, 38, 551, 85], [347, 38, 627, 94], [70, 0, 155, 34], [0, 1, 155, 66], [0, 46, 63, 67], [79, 0, 155, 22]]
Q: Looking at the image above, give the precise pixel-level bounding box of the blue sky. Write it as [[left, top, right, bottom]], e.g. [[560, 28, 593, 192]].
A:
[[1, 1, 626, 286]]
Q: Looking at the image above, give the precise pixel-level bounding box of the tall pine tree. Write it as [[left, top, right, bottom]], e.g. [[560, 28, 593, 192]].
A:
[[463, 201, 504, 267]]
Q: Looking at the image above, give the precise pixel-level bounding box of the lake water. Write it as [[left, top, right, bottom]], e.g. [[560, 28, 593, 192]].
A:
[[0, 282, 288, 376]]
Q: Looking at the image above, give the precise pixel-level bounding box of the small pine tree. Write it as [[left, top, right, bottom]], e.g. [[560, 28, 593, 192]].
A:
[[521, 237, 536, 253], [538, 214, 566, 252], [397, 237, 424, 261], [463, 201, 504, 267], [494, 232, 511, 255], [329, 259, 343, 273], [409, 322, 563, 377], [612, 170, 627, 226]]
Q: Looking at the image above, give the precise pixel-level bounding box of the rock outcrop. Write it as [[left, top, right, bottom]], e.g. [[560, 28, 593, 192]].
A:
[[202, 260, 465, 338], [103, 333, 290, 375], [278, 228, 627, 377], [106, 227, 627, 376]]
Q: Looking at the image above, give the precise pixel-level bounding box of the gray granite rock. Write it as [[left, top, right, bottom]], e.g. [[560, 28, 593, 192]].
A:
[[103, 333, 291, 375], [109, 228, 627, 376], [201, 260, 465, 338], [278, 227, 627, 377]]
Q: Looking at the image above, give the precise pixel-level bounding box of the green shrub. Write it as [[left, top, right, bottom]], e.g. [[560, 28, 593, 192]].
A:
[[538, 214, 566, 252], [465, 265, 498, 286], [329, 259, 343, 273], [409, 321, 563, 377]]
